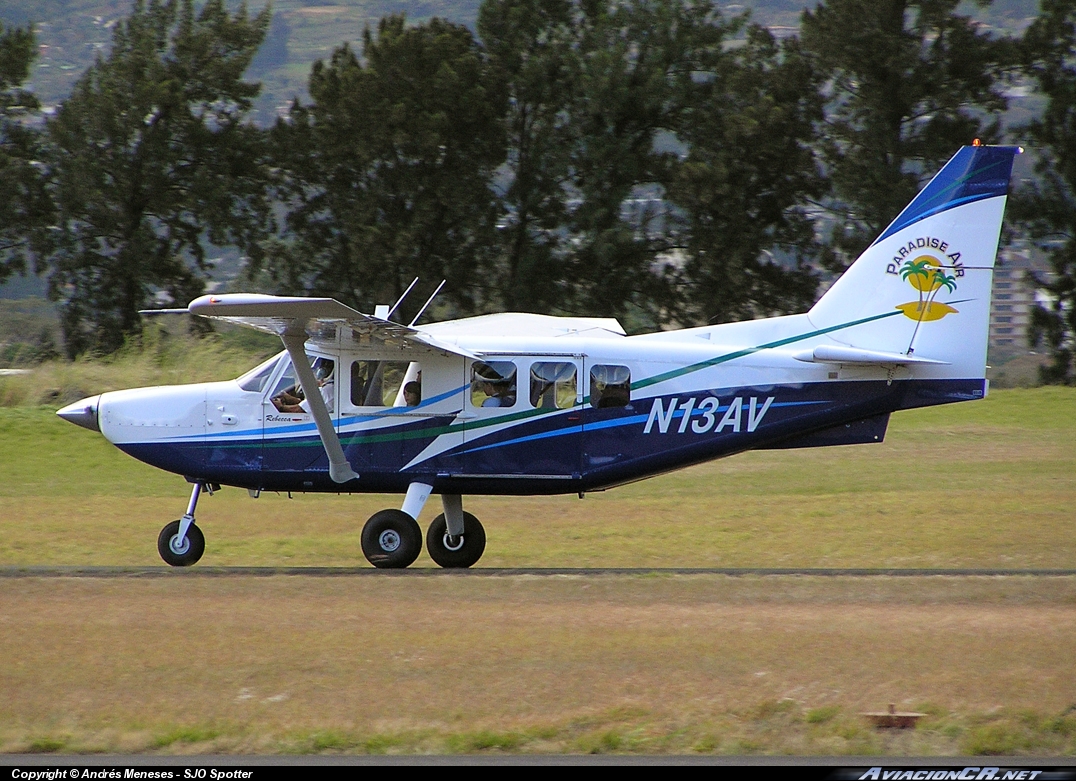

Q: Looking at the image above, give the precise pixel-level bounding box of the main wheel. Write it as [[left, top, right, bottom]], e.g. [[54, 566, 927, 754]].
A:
[[157, 520, 206, 567], [426, 512, 485, 568], [361, 509, 423, 569]]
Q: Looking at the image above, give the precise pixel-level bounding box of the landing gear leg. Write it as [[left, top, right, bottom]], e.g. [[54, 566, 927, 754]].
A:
[[158, 483, 207, 567], [426, 494, 485, 569]]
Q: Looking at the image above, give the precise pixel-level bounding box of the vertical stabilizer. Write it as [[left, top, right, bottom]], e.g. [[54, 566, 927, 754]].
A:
[[807, 145, 1021, 378]]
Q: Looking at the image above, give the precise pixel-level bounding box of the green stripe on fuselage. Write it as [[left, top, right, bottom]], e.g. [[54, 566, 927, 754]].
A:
[[631, 309, 904, 391]]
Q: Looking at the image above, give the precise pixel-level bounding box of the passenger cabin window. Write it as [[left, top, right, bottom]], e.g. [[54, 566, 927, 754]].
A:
[[530, 362, 577, 409], [471, 361, 517, 408], [590, 365, 631, 408], [351, 360, 416, 407]]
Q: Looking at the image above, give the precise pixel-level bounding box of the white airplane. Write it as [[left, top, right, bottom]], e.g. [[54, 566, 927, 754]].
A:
[[57, 144, 1021, 569]]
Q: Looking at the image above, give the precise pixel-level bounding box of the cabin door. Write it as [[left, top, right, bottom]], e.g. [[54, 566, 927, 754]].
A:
[[260, 352, 333, 477], [338, 353, 467, 477]]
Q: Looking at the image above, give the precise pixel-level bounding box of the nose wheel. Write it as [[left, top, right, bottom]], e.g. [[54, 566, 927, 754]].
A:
[[158, 519, 205, 566]]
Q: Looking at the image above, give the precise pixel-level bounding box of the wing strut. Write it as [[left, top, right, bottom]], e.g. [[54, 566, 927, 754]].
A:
[[280, 329, 359, 484]]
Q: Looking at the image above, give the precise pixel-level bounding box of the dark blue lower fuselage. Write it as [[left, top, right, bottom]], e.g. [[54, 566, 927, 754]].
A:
[[117, 378, 985, 496]]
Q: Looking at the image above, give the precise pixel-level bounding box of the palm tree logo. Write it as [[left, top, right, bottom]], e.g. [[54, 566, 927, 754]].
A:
[[896, 255, 959, 323]]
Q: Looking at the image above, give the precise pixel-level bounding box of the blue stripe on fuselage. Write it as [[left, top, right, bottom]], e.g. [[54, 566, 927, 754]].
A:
[[456, 398, 830, 455]]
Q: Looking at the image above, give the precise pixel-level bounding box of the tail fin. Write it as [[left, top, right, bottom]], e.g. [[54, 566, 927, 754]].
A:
[[807, 145, 1022, 378]]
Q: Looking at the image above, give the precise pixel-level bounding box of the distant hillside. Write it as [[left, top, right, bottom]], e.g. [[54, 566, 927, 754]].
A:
[[3, 0, 1039, 126]]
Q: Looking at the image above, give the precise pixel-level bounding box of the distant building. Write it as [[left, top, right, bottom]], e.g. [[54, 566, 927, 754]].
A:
[[988, 243, 1045, 357]]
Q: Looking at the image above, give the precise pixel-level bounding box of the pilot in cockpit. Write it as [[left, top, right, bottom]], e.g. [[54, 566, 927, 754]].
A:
[[272, 359, 335, 414]]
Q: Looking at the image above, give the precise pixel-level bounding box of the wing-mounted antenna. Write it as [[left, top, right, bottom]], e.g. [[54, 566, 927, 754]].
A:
[[409, 279, 446, 327], [387, 277, 419, 322]]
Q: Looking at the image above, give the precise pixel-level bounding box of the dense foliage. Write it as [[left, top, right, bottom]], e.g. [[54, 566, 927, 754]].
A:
[[261, 15, 507, 318], [44, 0, 271, 356], [1012, 0, 1076, 383], [0, 21, 52, 285], [800, 0, 1016, 269]]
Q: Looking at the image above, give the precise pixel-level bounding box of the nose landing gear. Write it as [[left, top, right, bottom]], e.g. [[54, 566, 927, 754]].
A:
[[157, 482, 210, 566], [158, 519, 206, 566]]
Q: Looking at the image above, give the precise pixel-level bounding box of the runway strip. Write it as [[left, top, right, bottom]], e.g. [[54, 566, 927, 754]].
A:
[[3, 565, 1076, 577]]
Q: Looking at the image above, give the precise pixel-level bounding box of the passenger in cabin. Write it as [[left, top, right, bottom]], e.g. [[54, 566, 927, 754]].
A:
[[481, 379, 515, 408], [596, 383, 630, 408], [303, 359, 335, 414], [403, 381, 421, 407]]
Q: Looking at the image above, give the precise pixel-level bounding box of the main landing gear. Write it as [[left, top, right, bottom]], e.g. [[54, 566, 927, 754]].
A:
[[158, 482, 211, 566], [361, 483, 486, 569]]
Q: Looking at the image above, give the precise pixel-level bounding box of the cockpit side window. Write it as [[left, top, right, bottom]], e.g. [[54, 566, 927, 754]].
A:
[[530, 362, 577, 409], [265, 353, 324, 402], [471, 361, 517, 408], [269, 359, 299, 400], [590, 364, 631, 408]]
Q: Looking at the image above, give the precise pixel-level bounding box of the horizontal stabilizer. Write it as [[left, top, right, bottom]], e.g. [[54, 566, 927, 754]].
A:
[[793, 345, 949, 365], [186, 294, 478, 359]]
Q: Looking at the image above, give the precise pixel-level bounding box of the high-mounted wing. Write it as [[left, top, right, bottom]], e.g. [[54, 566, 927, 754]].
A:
[[186, 293, 478, 359]]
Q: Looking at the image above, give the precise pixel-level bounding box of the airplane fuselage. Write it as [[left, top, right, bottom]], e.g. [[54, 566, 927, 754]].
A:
[[96, 316, 984, 497]]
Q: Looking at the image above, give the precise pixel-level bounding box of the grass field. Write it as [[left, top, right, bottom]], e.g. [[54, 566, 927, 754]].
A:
[[1, 387, 1075, 755]]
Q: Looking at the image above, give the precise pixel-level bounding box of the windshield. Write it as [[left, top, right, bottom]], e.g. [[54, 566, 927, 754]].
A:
[[236, 351, 284, 393]]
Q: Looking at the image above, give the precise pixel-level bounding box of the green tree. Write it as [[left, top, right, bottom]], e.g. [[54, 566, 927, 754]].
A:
[[478, 0, 577, 312], [45, 0, 271, 356], [480, 0, 825, 327], [265, 15, 507, 318], [0, 21, 52, 284], [562, 0, 734, 326], [669, 25, 826, 325], [800, 0, 1014, 269], [1013, 0, 1076, 383]]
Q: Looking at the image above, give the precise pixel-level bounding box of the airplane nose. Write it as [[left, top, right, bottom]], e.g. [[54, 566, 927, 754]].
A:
[[56, 395, 101, 432]]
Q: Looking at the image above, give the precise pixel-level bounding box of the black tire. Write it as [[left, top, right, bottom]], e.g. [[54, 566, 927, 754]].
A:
[[426, 512, 485, 568], [157, 520, 206, 567], [361, 509, 423, 569]]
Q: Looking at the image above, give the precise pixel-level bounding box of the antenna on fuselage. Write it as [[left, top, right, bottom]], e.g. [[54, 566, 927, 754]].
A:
[[409, 279, 446, 327], [384, 277, 420, 321]]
